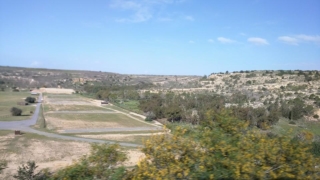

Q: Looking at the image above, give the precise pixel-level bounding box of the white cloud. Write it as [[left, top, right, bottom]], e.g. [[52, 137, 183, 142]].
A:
[[110, 0, 186, 23], [278, 34, 320, 45], [207, 39, 214, 43], [295, 34, 320, 43], [185, 15, 194, 21], [31, 61, 40, 67], [278, 36, 298, 45], [217, 37, 235, 44], [111, 1, 152, 23], [247, 37, 269, 45]]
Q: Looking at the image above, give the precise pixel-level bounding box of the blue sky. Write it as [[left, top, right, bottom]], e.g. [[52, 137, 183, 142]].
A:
[[0, 0, 319, 75]]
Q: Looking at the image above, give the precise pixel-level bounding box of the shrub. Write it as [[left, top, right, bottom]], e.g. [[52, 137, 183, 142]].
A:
[[311, 140, 320, 157], [13, 161, 50, 180], [25, 97, 36, 103], [11, 107, 22, 116], [313, 114, 319, 119], [289, 121, 296, 125], [0, 160, 7, 174]]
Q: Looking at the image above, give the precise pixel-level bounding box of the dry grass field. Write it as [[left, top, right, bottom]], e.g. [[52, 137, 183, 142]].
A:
[[0, 130, 144, 180]]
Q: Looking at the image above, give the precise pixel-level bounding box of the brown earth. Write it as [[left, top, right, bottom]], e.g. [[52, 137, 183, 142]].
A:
[[0, 133, 144, 179]]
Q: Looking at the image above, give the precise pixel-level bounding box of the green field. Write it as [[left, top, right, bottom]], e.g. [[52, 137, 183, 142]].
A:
[[0, 91, 37, 121], [271, 118, 320, 136], [46, 113, 153, 127], [113, 100, 142, 114]]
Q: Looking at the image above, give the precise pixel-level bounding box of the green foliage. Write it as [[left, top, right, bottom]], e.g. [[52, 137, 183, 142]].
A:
[[286, 84, 308, 91], [25, 97, 36, 103], [132, 110, 320, 179], [52, 143, 128, 180], [52, 159, 94, 180], [310, 140, 320, 157], [0, 160, 7, 174], [13, 161, 49, 180], [200, 75, 207, 80], [88, 143, 127, 178], [245, 73, 257, 78], [165, 104, 183, 122], [281, 98, 313, 120], [11, 107, 22, 116]]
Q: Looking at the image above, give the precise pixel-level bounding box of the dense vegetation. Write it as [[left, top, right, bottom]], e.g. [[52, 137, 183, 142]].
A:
[[87, 84, 316, 131], [3, 110, 319, 179]]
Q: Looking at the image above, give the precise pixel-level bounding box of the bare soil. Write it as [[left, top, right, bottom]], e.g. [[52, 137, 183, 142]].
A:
[[39, 88, 75, 94], [0, 133, 144, 179], [45, 117, 121, 130]]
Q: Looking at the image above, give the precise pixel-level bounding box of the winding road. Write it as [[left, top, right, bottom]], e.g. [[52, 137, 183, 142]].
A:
[[0, 94, 141, 147]]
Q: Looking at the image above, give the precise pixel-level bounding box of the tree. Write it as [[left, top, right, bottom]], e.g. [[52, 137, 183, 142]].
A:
[[11, 107, 22, 116], [25, 97, 36, 103], [131, 110, 320, 179], [87, 143, 127, 179]]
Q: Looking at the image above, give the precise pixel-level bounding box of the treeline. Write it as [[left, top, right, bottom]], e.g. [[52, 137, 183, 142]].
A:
[[138, 91, 317, 129], [85, 83, 316, 130], [83, 83, 152, 100]]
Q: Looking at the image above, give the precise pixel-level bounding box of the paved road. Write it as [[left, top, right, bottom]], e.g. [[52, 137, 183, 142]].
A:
[[0, 94, 140, 147]]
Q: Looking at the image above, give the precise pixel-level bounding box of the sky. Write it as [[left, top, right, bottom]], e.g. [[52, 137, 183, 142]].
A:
[[0, 0, 320, 75]]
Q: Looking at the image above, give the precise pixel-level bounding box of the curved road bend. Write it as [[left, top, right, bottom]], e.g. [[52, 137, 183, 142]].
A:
[[0, 94, 140, 147]]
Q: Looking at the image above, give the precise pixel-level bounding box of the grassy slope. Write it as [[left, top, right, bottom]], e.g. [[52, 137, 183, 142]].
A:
[[113, 100, 143, 114], [271, 118, 320, 136], [0, 91, 37, 121]]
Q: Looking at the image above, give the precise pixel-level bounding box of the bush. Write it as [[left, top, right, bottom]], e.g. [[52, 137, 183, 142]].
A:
[[0, 160, 7, 174], [11, 107, 22, 116], [25, 97, 36, 103], [311, 140, 320, 157], [13, 161, 50, 180], [313, 114, 319, 119], [289, 121, 296, 125]]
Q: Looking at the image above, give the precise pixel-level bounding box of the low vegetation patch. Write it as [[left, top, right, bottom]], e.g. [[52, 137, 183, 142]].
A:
[[0, 91, 36, 121]]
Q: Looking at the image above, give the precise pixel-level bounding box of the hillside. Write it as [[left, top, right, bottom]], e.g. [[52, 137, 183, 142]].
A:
[[0, 66, 201, 90]]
